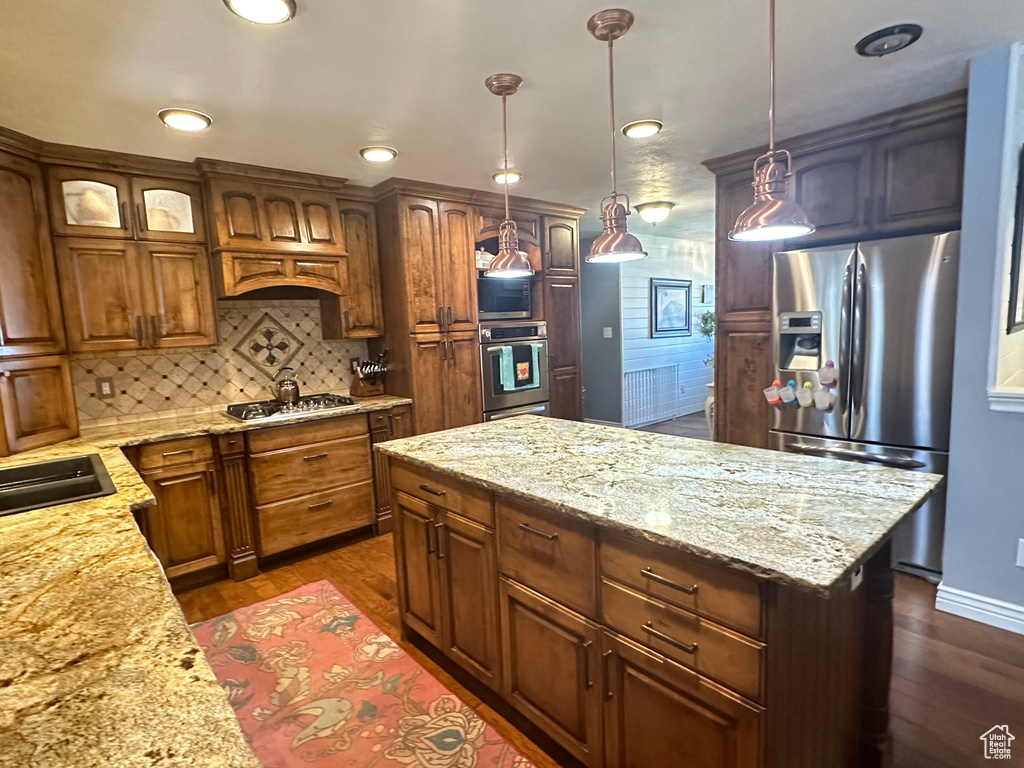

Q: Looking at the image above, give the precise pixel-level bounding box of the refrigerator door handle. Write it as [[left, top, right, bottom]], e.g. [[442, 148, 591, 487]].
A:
[[849, 259, 868, 434], [788, 442, 925, 469], [838, 259, 854, 391]]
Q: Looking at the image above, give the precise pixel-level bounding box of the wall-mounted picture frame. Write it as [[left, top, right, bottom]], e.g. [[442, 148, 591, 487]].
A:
[[650, 278, 692, 338], [1008, 145, 1024, 334]]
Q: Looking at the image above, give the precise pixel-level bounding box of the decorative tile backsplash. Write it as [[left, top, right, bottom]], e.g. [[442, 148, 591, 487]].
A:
[[71, 300, 369, 427]]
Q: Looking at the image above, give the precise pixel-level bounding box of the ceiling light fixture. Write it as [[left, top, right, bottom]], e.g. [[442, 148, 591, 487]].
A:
[[483, 74, 534, 279], [223, 0, 296, 24], [586, 9, 647, 264], [729, 0, 814, 242], [635, 201, 675, 224], [359, 146, 398, 163], [621, 119, 663, 139], [855, 24, 923, 57], [157, 108, 213, 133], [492, 171, 522, 185]]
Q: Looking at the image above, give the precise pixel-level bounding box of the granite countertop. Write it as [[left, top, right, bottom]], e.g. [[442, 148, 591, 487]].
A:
[[376, 416, 942, 595], [0, 395, 410, 767]]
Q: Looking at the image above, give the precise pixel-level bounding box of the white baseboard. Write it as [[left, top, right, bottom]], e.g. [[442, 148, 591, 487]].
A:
[[584, 418, 623, 428], [935, 583, 1024, 635]]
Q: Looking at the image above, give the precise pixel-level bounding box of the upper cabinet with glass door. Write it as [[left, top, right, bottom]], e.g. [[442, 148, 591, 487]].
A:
[[47, 167, 205, 243]]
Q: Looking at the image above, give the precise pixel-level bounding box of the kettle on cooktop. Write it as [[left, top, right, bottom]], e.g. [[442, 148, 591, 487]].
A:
[[270, 366, 300, 405]]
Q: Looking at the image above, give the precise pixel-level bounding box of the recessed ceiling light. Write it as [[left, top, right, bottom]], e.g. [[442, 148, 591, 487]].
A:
[[359, 146, 398, 163], [492, 171, 522, 185], [158, 108, 213, 132], [635, 201, 675, 224], [223, 0, 296, 24], [621, 119, 663, 139], [855, 24, 922, 57]]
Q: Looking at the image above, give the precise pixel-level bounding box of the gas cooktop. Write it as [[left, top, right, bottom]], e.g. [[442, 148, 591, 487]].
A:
[[225, 393, 358, 423]]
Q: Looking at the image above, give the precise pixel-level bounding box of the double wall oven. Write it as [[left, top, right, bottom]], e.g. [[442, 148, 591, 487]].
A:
[[479, 321, 549, 420]]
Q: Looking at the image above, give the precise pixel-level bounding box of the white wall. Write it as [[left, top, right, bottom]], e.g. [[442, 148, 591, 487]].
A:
[[619, 236, 715, 419], [940, 43, 1024, 635]]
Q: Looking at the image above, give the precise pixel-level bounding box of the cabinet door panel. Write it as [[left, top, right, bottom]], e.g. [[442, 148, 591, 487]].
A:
[[544, 277, 581, 370], [393, 491, 442, 645], [48, 168, 131, 238], [0, 153, 65, 357], [264, 196, 301, 243], [439, 201, 477, 332], [337, 201, 383, 337], [140, 243, 217, 349], [143, 461, 225, 580], [500, 578, 603, 767], [443, 334, 482, 430], [410, 337, 447, 435], [224, 192, 262, 242], [477, 208, 541, 246], [130, 177, 205, 243], [716, 170, 775, 318], [603, 631, 763, 768], [872, 119, 966, 234], [301, 197, 337, 247], [543, 216, 579, 276], [56, 238, 146, 352], [715, 329, 770, 448], [438, 511, 501, 690], [0, 355, 78, 454], [402, 198, 444, 333], [789, 143, 871, 244], [549, 367, 582, 421]]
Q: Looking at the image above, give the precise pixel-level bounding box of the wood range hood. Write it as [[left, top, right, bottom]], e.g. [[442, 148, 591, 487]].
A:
[[196, 158, 384, 339]]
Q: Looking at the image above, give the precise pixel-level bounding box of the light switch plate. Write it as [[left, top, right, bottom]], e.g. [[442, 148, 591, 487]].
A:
[[1016, 539, 1024, 568], [96, 377, 115, 400], [602, 326, 613, 339]]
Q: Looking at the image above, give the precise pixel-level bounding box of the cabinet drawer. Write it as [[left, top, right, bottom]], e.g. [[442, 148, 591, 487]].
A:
[[247, 413, 368, 454], [250, 434, 371, 504], [496, 498, 597, 618], [138, 437, 214, 470], [368, 411, 390, 430], [602, 578, 764, 702], [601, 531, 763, 639], [217, 433, 245, 457], [390, 460, 492, 526], [257, 480, 374, 556]]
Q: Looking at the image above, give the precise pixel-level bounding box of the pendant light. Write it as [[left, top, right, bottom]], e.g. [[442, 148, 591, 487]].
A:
[[483, 74, 535, 279], [728, 0, 814, 242], [586, 9, 647, 264]]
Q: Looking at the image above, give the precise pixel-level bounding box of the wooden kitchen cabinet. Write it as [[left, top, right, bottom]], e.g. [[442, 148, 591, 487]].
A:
[[0, 355, 78, 454], [0, 151, 66, 358], [394, 491, 443, 645], [56, 237, 216, 352], [788, 142, 872, 245], [602, 631, 763, 768], [439, 201, 478, 333], [543, 276, 583, 420], [542, 215, 580, 276], [476, 207, 541, 247], [550, 368, 583, 422], [444, 333, 483, 429], [129, 177, 206, 243], [140, 441, 226, 580], [336, 200, 383, 337], [369, 404, 413, 534], [499, 577, 603, 768]]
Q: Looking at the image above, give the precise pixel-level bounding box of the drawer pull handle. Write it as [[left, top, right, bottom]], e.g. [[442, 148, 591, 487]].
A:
[[419, 484, 446, 497], [603, 650, 614, 700], [304, 453, 329, 461], [308, 500, 333, 511], [162, 448, 194, 458], [519, 523, 558, 541], [581, 640, 594, 690], [642, 622, 698, 654], [435, 522, 446, 559], [641, 567, 698, 595]]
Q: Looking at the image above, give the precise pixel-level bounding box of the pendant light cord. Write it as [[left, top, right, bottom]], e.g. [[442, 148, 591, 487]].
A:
[[608, 38, 618, 197], [768, 0, 775, 154], [502, 94, 511, 221]]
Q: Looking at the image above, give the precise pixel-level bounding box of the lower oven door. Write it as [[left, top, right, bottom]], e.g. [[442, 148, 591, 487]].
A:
[[480, 339, 550, 412], [484, 402, 550, 421]]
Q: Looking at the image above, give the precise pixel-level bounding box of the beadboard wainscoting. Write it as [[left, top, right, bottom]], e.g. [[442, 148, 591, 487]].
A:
[[71, 300, 368, 426]]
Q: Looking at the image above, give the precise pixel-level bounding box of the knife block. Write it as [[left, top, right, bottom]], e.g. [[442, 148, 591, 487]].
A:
[[351, 377, 384, 397]]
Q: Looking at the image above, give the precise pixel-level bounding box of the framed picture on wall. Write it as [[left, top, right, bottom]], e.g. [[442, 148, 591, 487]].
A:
[[649, 278, 692, 338], [1008, 145, 1024, 334]]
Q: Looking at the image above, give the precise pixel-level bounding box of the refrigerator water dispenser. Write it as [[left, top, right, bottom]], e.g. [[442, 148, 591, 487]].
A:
[[778, 311, 822, 370]]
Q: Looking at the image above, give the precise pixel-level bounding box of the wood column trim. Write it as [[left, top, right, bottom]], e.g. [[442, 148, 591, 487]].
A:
[[220, 454, 259, 581], [370, 425, 394, 534], [860, 540, 894, 768]]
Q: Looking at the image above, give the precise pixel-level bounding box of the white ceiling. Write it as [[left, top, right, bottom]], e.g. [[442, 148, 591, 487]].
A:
[[2, 1, 1023, 241]]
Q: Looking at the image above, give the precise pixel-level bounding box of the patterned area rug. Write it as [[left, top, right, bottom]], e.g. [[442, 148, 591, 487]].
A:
[[191, 581, 534, 768]]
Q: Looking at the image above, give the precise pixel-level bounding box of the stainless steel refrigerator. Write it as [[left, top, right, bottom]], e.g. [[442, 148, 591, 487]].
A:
[[768, 231, 959, 581]]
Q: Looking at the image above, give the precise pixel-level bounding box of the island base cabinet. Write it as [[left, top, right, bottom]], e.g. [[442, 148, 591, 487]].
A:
[[499, 577, 603, 768], [602, 631, 763, 768], [394, 492, 442, 646]]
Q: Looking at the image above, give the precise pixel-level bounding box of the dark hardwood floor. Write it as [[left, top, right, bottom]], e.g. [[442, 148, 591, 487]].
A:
[[178, 534, 1024, 768]]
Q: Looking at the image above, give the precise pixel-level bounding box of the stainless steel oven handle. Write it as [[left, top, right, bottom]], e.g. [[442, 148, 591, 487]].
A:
[[788, 443, 925, 469]]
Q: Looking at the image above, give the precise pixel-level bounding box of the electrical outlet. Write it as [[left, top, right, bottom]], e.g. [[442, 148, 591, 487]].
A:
[[1016, 539, 1024, 568], [350, 358, 361, 373], [602, 326, 613, 339], [96, 377, 115, 400]]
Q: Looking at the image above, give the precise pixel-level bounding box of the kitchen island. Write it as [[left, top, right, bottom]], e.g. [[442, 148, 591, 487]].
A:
[[376, 416, 940, 768]]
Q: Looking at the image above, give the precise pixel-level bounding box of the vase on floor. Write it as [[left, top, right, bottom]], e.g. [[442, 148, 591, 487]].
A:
[[705, 382, 715, 439]]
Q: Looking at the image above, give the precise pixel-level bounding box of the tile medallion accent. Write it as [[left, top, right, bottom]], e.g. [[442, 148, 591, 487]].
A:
[[71, 300, 368, 426]]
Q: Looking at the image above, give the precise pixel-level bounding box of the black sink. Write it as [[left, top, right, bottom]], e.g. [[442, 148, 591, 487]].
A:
[[0, 454, 116, 517]]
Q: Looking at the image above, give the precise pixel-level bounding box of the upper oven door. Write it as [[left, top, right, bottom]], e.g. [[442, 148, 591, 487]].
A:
[[480, 339, 549, 411]]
